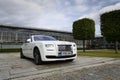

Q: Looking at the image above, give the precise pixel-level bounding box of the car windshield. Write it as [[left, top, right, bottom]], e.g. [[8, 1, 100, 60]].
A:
[[34, 36, 57, 41]]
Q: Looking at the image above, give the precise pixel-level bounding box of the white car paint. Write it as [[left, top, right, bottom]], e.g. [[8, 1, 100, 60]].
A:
[[21, 35, 77, 64]]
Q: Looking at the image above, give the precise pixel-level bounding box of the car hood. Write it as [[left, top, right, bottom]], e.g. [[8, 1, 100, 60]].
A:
[[34, 41, 75, 45]]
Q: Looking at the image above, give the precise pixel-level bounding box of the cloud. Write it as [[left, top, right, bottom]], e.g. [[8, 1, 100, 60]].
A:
[[75, 0, 87, 4], [100, 2, 120, 14], [0, 0, 120, 35], [25, 12, 71, 31], [76, 5, 88, 12], [0, 0, 44, 25], [0, 0, 75, 32], [78, 2, 120, 35]]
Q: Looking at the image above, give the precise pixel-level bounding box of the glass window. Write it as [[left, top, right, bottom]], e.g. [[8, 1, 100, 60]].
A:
[[34, 36, 57, 41]]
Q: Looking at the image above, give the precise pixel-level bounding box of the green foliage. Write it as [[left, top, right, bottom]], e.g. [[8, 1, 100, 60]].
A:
[[73, 18, 95, 40], [73, 18, 95, 52], [0, 48, 20, 53], [100, 10, 120, 42]]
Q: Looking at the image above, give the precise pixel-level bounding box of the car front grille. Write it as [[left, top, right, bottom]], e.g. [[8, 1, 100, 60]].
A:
[[58, 45, 72, 51]]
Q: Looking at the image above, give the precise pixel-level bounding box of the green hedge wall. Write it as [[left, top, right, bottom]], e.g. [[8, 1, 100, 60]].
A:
[[0, 48, 20, 53]]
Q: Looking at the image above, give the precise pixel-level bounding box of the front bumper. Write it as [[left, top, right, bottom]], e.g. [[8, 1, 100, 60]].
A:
[[46, 54, 76, 59], [42, 52, 77, 61], [42, 44, 77, 61]]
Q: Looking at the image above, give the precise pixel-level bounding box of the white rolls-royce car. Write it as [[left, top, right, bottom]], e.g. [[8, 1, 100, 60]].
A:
[[20, 35, 77, 65]]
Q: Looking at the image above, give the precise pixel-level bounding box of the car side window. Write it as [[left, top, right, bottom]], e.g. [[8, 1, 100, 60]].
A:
[[34, 36, 43, 41]]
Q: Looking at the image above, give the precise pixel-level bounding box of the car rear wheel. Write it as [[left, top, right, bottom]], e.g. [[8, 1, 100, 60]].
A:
[[34, 48, 42, 65]]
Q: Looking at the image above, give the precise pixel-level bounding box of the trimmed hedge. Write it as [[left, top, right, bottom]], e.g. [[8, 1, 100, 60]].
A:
[[0, 48, 20, 53]]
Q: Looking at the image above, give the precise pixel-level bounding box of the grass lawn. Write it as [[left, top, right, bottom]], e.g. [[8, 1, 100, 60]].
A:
[[78, 49, 120, 58]]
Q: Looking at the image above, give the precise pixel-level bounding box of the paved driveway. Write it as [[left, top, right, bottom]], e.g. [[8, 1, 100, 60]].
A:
[[0, 52, 119, 80]]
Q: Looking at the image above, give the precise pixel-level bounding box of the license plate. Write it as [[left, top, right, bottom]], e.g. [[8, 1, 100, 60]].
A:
[[58, 51, 72, 56]]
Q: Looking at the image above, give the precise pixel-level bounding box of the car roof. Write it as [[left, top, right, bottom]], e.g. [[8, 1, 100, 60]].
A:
[[32, 35, 52, 37]]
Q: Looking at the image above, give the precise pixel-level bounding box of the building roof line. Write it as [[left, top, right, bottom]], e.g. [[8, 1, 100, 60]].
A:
[[0, 25, 72, 34]]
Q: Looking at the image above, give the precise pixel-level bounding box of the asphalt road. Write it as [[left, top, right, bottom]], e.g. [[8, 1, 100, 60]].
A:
[[0, 52, 120, 80]]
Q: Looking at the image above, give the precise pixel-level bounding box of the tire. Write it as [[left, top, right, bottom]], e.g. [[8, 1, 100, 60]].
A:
[[34, 48, 42, 65], [20, 48, 25, 58]]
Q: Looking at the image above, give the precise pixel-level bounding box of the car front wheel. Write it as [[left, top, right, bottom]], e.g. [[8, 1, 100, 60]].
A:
[[20, 48, 25, 58], [34, 48, 42, 65]]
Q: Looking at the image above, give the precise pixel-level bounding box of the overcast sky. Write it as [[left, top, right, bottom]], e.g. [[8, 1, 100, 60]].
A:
[[0, 0, 120, 35]]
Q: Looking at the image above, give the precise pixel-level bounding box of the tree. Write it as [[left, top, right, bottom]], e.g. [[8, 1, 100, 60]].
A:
[[73, 18, 95, 52], [100, 10, 120, 53]]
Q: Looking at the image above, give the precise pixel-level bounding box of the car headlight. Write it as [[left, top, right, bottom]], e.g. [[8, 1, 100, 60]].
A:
[[45, 44, 54, 48]]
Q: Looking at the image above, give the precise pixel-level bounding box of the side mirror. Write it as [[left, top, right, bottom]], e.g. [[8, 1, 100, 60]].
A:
[[26, 39, 31, 43]]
